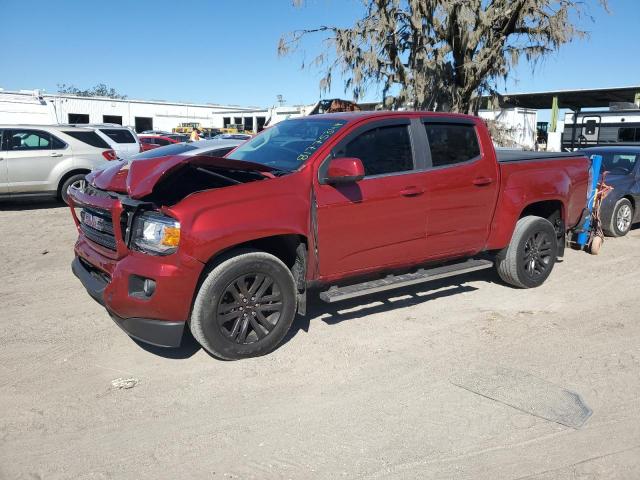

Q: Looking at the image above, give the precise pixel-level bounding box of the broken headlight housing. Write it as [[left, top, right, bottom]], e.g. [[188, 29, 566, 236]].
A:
[[131, 212, 180, 255]]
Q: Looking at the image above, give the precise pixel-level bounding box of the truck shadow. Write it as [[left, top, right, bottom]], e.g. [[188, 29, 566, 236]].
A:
[[0, 198, 66, 211], [133, 269, 497, 360], [282, 268, 495, 346]]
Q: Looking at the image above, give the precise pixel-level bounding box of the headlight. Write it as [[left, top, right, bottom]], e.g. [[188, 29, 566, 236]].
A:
[[131, 212, 180, 255]]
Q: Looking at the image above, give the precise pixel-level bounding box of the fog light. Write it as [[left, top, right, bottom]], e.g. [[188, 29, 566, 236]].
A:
[[128, 275, 156, 299], [143, 279, 156, 297]]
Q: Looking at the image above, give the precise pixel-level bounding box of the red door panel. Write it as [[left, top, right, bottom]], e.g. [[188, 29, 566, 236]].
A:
[[315, 173, 428, 276]]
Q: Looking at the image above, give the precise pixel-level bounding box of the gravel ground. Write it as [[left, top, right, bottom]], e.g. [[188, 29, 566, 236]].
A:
[[1, 201, 639, 480]]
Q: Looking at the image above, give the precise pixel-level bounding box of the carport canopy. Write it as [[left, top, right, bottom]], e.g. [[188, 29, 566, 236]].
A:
[[490, 85, 640, 110], [484, 85, 640, 134]]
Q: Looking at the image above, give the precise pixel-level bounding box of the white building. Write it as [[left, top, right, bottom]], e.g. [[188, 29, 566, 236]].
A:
[[478, 107, 538, 150], [0, 89, 269, 133]]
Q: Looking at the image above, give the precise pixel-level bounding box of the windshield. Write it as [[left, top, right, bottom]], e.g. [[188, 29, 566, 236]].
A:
[[130, 142, 198, 160], [227, 118, 348, 171], [601, 153, 638, 175]]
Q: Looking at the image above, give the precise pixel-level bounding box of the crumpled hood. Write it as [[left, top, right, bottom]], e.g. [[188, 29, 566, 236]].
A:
[[88, 155, 274, 199]]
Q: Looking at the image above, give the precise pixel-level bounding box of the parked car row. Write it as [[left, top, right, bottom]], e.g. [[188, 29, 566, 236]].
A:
[[0, 125, 117, 203]]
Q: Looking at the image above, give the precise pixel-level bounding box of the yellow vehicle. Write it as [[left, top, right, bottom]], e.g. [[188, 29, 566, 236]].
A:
[[172, 123, 223, 138]]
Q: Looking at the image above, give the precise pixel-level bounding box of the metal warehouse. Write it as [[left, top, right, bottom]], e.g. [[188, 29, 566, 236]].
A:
[[0, 89, 269, 133]]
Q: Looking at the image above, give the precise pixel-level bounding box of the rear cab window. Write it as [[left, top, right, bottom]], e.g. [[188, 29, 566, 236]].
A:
[[423, 123, 480, 167], [63, 131, 111, 149], [99, 129, 137, 144]]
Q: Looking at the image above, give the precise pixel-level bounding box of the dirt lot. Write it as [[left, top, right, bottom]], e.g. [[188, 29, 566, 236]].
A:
[[1, 202, 639, 480]]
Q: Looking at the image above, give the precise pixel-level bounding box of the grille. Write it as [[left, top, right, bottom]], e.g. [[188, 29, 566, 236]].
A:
[[80, 207, 117, 251]]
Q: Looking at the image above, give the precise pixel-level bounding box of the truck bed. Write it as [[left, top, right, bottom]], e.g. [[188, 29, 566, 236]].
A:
[[496, 150, 583, 163]]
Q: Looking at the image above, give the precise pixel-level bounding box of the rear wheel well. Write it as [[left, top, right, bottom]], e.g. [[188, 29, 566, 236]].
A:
[[623, 195, 635, 211], [519, 201, 565, 256], [57, 169, 91, 198], [519, 200, 563, 224]]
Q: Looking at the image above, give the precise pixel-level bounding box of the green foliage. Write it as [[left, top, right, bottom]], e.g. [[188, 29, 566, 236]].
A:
[[281, 0, 608, 113], [56, 83, 127, 100]]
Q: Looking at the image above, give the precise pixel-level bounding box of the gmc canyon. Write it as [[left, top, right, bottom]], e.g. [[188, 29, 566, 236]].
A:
[[68, 112, 590, 359]]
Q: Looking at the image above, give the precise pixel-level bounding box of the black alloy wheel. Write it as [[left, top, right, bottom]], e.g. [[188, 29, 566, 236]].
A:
[[522, 230, 554, 280], [190, 250, 297, 360], [217, 273, 283, 345]]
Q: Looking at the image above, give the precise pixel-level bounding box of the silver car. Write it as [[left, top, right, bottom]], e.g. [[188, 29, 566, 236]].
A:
[[0, 125, 117, 203], [128, 138, 244, 162]]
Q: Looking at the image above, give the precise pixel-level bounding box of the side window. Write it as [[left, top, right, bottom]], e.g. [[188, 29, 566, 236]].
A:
[[8, 130, 52, 151], [424, 123, 480, 167], [51, 134, 67, 150], [618, 128, 636, 142], [99, 129, 136, 144], [154, 138, 171, 146], [341, 125, 413, 176]]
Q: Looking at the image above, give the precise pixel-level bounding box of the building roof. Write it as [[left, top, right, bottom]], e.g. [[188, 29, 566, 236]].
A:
[[0, 88, 263, 112], [492, 85, 640, 110]]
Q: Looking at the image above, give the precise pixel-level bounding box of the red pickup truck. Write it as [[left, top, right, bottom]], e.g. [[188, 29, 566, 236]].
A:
[[68, 112, 590, 359]]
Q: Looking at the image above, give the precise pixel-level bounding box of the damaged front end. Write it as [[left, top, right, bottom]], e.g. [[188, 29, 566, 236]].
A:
[[68, 154, 277, 256]]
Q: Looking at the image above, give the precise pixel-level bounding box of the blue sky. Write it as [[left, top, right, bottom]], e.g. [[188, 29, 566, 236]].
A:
[[0, 0, 638, 109]]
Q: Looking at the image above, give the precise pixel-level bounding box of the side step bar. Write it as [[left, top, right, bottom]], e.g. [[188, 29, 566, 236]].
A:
[[319, 258, 493, 303]]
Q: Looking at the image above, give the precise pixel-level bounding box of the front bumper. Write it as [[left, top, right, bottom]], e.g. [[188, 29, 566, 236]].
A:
[[67, 185, 205, 348], [72, 256, 188, 348]]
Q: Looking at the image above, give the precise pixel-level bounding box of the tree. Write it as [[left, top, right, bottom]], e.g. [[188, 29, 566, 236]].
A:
[[57, 83, 127, 99], [279, 0, 607, 113]]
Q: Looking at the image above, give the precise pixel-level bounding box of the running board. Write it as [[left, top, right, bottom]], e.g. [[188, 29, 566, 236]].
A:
[[319, 258, 493, 303]]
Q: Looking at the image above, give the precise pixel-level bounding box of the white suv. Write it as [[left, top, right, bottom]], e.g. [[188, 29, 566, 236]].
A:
[[69, 124, 141, 159], [0, 125, 118, 203]]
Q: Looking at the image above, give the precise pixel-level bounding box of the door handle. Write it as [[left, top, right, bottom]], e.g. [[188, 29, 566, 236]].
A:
[[400, 186, 425, 197], [472, 177, 493, 186], [50, 152, 63, 157]]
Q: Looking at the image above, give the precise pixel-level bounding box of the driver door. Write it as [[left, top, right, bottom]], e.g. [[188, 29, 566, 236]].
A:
[[315, 119, 428, 277]]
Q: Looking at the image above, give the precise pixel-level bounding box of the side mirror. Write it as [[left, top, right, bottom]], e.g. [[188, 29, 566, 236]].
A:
[[324, 157, 365, 184]]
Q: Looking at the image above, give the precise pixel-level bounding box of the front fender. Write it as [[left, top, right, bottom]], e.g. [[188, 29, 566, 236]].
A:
[[167, 174, 311, 264]]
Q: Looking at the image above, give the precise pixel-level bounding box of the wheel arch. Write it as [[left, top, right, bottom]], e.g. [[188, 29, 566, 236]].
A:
[[56, 168, 91, 197], [519, 199, 565, 223], [203, 234, 308, 271], [189, 234, 309, 319]]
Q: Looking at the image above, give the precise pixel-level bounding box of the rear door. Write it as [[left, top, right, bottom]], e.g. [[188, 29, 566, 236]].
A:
[[98, 128, 139, 158], [0, 130, 8, 194], [315, 118, 428, 276], [417, 119, 499, 259], [5, 129, 69, 193]]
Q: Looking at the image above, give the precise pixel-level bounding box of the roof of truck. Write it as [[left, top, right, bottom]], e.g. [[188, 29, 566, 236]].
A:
[[305, 111, 477, 121]]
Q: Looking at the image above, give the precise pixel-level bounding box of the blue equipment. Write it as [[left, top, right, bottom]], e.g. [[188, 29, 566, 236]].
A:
[[576, 154, 603, 247]]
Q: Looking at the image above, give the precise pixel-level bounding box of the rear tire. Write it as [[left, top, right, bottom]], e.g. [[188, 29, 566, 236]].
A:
[[59, 173, 87, 205], [190, 250, 297, 360], [495, 216, 558, 289], [606, 198, 633, 237]]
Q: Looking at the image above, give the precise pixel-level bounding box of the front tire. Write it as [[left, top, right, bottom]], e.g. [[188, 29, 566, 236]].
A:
[[190, 250, 297, 360], [607, 198, 633, 237], [495, 216, 558, 289]]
